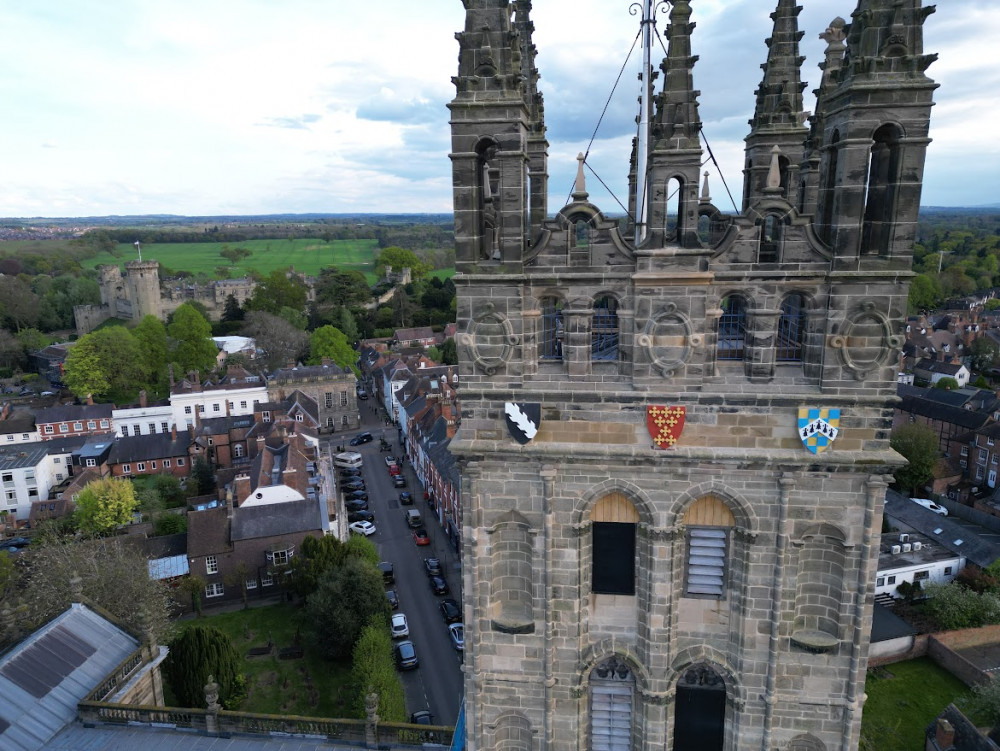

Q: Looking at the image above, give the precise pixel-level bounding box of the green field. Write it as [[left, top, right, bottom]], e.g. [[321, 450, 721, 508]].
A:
[[82, 238, 381, 282]]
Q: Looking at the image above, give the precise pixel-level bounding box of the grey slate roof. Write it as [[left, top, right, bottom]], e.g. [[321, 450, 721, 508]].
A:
[[870, 604, 917, 643], [32, 403, 114, 424], [0, 603, 138, 751], [108, 432, 190, 463], [896, 395, 993, 431], [884, 490, 1000, 568], [231, 500, 323, 541]]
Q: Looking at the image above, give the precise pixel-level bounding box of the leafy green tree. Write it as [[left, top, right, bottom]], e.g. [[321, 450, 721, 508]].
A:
[[16, 328, 50, 355], [308, 325, 356, 371], [63, 326, 150, 403], [132, 315, 169, 384], [75, 477, 139, 535], [152, 474, 186, 507], [966, 677, 1000, 728], [350, 617, 406, 722], [244, 269, 308, 315], [439, 338, 457, 365], [0, 275, 40, 332], [924, 581, 1000, 631], [339, 307, 360, 342], [168, 303, 218, 375], [278, 305, 308, 331], [969, 337, 1000, 374], [219, 246, 252, 265], [153, 513, 188, 536], [375, 246, 430, 281], [305, 556, 390, 659], [890, 423, 940, 495], [222, 294, 245, 323], [314, 269, 372, 310], [241, 311, 309, 372], [907, 273, 940, 312], [191, 456, 217, 496], [290, 533, 378, 598], [933, 377, 959, 390], [0, 535, 175, 647], [63, 336, 110, 401], [163, 626, 245, 709], [985, 299, 1000, 312], [180, 574, 207, 617]]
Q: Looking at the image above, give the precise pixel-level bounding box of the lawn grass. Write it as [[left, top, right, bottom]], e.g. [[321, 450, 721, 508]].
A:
[[81, 238, 380, 280], [861, 658, 977, 751], [173, 603, 357, 718]]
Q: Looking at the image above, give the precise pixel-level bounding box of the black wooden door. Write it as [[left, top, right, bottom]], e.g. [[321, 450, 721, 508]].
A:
[[672, 683, 725, 751]]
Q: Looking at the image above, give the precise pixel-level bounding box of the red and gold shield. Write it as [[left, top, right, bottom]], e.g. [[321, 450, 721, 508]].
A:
[[647, 406, 685, 449]]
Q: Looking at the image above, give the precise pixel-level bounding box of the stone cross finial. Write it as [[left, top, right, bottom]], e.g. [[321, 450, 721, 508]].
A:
[[700, 171, 711, 204], [765, 145, 784, 194]]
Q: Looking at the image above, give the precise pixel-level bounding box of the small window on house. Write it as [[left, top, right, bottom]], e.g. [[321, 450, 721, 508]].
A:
[[234, 444, 244, 458], [53, 457, 61, 464], [150, 461, 157, 470], [185, 406, 192, 415], [197, 405, 205, 413], [296, 414, 303, 422], [213, 404, 220, 412], [162, 422, 169, 432], [59, 424, 68, 433], [683, 495, 736, 599], [261, 573, 274, 587], [207, 437, 214, 446], [205, 582, 224, 598], [6, 435, 12, 442], [977, 467, 985, 480], [86, 458, 96, 467], [326, 417, 334, 427], [342, 415, 349, 426], [21, 433, 28, 440], [87, 421, 96, 430], [914, 570, 930, 582], [717, 296, 747, 361], [246, 578, 258, 590], [262, 411, 271, 423], [100, 420, 109, 428], [137, 462, 146, 472], [944, 567, 953, 576], [206, 555, 218, 574], [44, 425, 54, 434], [341, 391, 348, 406], [541, 298, 564, 361], [962, 446, 969, 456], [73, 422, 83, 431], [887, 576, 896, 585], [876, 577, 885, 587], [592, 296, 619, 362], [133, 424, 140, 436], [272, 549, 292, 566], [122, 464, 131, 474], [148, 423, 156, 434], [240, 401, 247, 409], [980, 450, 989, 462], [121, 426, 129, 437], [163, 459, 171, 468]]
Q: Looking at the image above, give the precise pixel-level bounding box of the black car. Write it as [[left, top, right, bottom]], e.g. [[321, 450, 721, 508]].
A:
[[339, 468, 362, 478], [423, 557, 442, 577], [345, 499, 369, 512], [348, 511, 375, 524], [349, 432, 374, 446], [357, 390, 369, 400], [394, 640, 419, 670], [386, 589, 399, 610], [399, 491, 413, 505], [428, 575, 449, 596], [410, 710, 434, 725], [439, 598, 462, 624], [378, 561, 395, 584], [392, 476, 407, 488], [345, 490, 369, 501], [341, 481, 366, 492]]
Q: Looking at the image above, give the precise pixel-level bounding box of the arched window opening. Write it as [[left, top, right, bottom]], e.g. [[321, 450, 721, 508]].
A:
[[591, 493, 638, 596], [541, 297, 564, 361], [233, 443, 244, 459], [717, 295, 747, 362], [777, 293, 806, 362], [673, 664, 726, 751], [759, 214, 781, 263], [778, 155, 791, 196], [573, 218, 592, 249], [477, 139, 501, 261], [861, 124, 902, 256], [697, 214, 712, 245], [664, 177, 682, 241], [590, 657, 635, 751], [820, 132, 840, 244], [683, 496, 736, 599], [592, 296, 619, 362]]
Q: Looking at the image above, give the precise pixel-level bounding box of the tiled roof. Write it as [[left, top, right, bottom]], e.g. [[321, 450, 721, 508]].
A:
[[896, 396, 992, 431], [231, 500, 323, 541], [33, 403, 114, 424], [186, 506, 231, 558], [108, 433, 190, 464]]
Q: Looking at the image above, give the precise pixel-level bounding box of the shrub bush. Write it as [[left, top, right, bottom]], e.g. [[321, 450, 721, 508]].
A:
[[163, 626, 246, 709], [350, 617, 406, 722], [924, 582, 1000, 631]]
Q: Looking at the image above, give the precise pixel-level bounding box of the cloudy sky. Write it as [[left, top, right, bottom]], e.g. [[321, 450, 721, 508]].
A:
[[0, 1, 994, 218]]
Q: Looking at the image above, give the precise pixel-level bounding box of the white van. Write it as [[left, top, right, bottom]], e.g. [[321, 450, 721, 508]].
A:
[[405, 509, 423, 528], [334, 451, 364, 470]]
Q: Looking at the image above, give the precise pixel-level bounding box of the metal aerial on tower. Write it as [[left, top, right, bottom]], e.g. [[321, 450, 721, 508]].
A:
[[633, 0, 668, 246]]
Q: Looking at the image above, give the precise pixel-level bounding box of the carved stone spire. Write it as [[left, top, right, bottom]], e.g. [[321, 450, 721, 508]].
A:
[[651, 0, 702, 149], [513, 0, 549, 239], [743, 0, 808, 210]]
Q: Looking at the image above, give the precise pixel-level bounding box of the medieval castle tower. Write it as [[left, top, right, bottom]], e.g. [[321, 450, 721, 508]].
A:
[[450, 1, 936, 750]]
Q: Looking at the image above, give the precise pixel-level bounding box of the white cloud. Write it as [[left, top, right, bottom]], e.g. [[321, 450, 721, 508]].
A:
[[0, 1, 993, 216]]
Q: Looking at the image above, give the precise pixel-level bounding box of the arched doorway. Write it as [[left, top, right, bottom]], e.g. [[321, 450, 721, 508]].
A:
[[673, 664, 726, 751]]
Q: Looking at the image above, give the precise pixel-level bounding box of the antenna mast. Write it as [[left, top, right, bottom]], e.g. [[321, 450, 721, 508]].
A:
[[634, 0, 656, 246]]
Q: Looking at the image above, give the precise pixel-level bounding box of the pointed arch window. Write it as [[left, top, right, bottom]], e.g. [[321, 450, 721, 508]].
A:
[[592, 296, 619, 362], [759, 214, 781, 263], [717, 295, 747, 361], [591, 493, 638, 596], [777, 293, 806, 362], [683, 496, 736, 599], [861, 124, 902, 255], [820, 132, 840, 244], [540, 297, 564, 361]]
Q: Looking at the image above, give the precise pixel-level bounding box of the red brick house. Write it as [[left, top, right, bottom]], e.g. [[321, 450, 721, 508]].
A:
[[107, 430, 191, 479], [34, 403, 114, 441]]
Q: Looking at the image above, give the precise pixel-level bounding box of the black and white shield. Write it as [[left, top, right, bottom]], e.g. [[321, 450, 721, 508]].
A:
[[504, 402, 541, 445]]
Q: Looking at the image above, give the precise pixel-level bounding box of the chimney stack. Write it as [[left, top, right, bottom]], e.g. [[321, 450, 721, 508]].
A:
[[139, 390, 147, 408], [934, 718, 955, 749]]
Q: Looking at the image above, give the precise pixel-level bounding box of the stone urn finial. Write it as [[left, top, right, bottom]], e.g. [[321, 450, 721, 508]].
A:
[[204, 675, 220, 712]]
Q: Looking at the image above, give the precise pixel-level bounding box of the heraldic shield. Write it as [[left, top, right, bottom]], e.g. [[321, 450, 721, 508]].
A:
[[647, 406, 685, 449], [505, 402, 540, 445], [798, 407, 840, 454]]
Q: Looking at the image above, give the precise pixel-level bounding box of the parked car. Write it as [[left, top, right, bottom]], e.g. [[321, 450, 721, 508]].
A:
[[410, 710, 434, 725], [392, 476, 407, 488], [385, 456, 398, 467], [428, 575, 449, 595], [350, 432, 374, 446], [412, 528, 430, 546], [439, 598, 462, 624], [388, 464, 401, 477], [448, 623, 464, 651], [395, 640, 419, 670], [349, 520, 376, 536], [399, 491, 413, 505], [910, 497, 948, 516], [339, 468, 362, 478], [357, 390, 369, 400], [391, 612, 409, 639], [423, 557, 442, 577], [348, 511, 375, 524], [345, 500, 369, 512], [345, 490, 369, 502], [386, 589, 399, 610], [341, 480, 365, 491], [378, 561, 395, 584]]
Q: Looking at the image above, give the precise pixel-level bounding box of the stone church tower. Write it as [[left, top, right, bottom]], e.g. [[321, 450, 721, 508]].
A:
[[449, 1, 936, 751]]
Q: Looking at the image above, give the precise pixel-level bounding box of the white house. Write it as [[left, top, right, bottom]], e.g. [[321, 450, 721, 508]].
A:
[[0, 443, 61, 524], [112, 403, 175, 438], [875, 530, 963, 599], [913, 358, 971, 388], [169, 367, 268, 431]]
